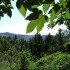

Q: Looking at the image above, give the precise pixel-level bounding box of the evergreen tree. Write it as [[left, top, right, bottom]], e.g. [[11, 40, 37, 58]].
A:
[[29, 33, 44, 59], [44, 33, 54, 53], [19, 39, 29, 51], [55, 29, 65, 52]]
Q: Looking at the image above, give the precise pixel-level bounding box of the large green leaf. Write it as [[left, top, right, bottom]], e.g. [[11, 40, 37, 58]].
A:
[[19, 5, 26, 17], [36, 14, 46, 32], [26, 13, 47, 33], [43, 4, 50, 13], [26, 20, 38, 33]]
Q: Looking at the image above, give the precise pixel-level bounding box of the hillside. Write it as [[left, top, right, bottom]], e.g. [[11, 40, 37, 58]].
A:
[[0, 32, 33, 41], [0, 32, 46, 41]]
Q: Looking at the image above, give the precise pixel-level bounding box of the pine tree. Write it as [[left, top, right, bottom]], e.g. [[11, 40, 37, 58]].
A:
[[29, 33, 44, 59]]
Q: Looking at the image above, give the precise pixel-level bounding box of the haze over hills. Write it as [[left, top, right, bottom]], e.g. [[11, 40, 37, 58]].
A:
[[0, 32, 34, 41], [0, 32, 46, 41]]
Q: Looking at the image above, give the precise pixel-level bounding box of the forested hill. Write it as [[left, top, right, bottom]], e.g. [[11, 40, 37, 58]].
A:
[[0, 32, 46, 40]]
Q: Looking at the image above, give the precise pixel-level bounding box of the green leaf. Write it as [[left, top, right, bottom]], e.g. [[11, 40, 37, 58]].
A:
[[26, 20, 38, 33], [53, 4, 61, 13], [26, 12, 39, 20], [59, 0, 65, 5], [36, 20, 45, 33], [19, 5, 26, 17], [50, 9, 56, 22], [65, 11, 70, 19], [31, 5, 38, 9], [36, 14, 46, 32], [26, 13, 47, 33], [7, 4, 13, 8], [43, 4, 50, 13]]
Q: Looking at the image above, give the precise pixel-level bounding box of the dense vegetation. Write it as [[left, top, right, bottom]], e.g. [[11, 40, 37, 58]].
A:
[[0, 29, 70, 70], [0, 0, 70, 70]]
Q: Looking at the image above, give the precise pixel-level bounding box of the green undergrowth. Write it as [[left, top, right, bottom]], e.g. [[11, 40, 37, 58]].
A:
[[28, 52, 70, 70]]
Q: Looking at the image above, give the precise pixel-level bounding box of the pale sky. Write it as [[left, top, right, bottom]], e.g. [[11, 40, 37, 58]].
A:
[[0, 0, 67, 35]]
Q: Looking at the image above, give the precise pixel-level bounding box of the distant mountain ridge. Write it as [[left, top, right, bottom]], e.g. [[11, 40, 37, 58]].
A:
[[0, 32, 46, 41], [0, 32, 34, 41]]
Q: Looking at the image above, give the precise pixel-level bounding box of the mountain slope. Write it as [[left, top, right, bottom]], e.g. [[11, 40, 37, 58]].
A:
[[0, 32, 46, 41]]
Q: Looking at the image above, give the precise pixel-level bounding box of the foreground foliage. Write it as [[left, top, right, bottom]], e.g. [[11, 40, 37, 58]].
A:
[[34, 52, 70, 70], [0, 0, 70, 33]]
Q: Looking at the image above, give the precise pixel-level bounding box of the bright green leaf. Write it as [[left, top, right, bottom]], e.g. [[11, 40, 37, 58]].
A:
[[36, 14, 46, 32], [19, 5, 26, 17], [50, 9, 56, 22], [43, 4, 50, 13], [26, 20, 38, 33], [27, 14, 47, 33], [36, 21, 45, 33]]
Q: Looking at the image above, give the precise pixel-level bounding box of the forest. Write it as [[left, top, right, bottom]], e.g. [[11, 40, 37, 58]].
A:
[[0, 29, 70, 70]]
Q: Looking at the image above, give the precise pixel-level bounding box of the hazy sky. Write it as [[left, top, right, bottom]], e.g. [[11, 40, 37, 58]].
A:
[[0, 0, 67, 35]]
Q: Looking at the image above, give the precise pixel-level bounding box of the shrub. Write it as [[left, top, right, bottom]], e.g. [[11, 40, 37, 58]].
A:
[[34, 52, 70, 70], [64, 42, 70, 53], [20, 50, 32, 70], [28, 61, 35, 70]]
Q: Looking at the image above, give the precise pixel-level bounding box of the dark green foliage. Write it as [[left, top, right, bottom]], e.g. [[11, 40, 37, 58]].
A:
[[64, 42, 70, 53], [29, 33, 44, 59], [20, 50, 31, 70], [0, 29, 70, 70], [0, 37, 10, 52], [54, 29, 65, 52], [26, 8, 42, 20], [44, 33, 54, 53], [0, 0, 13, 19], [19, 39, 29, 51]]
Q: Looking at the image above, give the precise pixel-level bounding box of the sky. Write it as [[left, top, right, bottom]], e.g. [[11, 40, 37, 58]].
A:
[[0, 0, 67, 35]]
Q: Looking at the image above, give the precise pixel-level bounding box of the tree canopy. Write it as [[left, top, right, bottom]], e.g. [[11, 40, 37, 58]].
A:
[[0, 0, 70, 33]]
